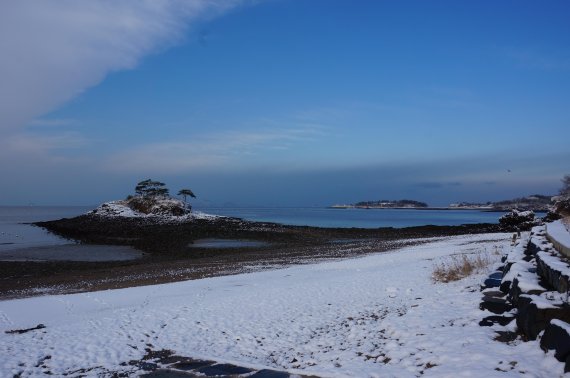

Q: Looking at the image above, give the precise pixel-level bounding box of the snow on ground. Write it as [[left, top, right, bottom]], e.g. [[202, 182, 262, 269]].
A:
[[0, 233, 566, 377]]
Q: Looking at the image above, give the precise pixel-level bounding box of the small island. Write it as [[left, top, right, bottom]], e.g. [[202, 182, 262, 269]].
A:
[[332, 194, 553, 212], [330, 199, 428, 209]]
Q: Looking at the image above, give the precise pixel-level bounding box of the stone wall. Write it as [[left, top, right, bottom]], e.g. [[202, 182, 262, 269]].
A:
[[480, 224, 570, 373]]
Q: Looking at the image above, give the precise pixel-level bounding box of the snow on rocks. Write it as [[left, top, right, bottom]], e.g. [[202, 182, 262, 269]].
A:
[[487, 224, 570, 373], [88, 200, 220, 224], [1, 233, 566, 377], [499, 210, 541, 231], [89, 201, 141, 217]]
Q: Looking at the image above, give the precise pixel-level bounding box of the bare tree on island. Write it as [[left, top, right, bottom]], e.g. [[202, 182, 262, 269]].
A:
[[178, 189, 196, 209]]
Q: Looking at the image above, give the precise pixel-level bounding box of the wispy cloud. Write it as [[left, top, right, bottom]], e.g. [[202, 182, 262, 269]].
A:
[[0, 0, 245, 133], [0, 131, 89, 170], [28, 118, 79, 127], [104, 124, 326, 173]]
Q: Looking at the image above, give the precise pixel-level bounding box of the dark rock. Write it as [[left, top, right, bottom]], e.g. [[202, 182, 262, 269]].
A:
[[172, 360, 215, 371], [480, 297, 514, 314], [517, 297, 570, 340], [489, 272, 503, 280], [508, 277, 546, 306], [494, 331, 518, 343], [483, 278, 501, 289], [526, 240, 542, 256], [499, 210, 540, 232], [499, 280, 512, 294], [542, 211, 562, 223], [479, 315, 515, 327], [540, 320, 570, 362], [249, 369, 291, 377], [141, 370, 199, 377], [196, 364, 253, 376]]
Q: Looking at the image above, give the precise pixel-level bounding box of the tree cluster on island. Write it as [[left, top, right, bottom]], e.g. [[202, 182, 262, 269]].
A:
[[124, 179, 196, 216]]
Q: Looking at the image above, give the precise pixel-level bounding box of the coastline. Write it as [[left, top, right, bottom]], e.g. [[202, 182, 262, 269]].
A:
[[329, 206, 499, 210], [0, 214, 501, 300]]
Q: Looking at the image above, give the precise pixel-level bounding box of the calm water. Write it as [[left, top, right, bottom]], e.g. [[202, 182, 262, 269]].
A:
[[196, 207, 512, 228], [0, 206, 91, 252]]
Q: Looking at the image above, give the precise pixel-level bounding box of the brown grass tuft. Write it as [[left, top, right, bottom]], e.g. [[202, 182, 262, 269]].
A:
[[432, 253, 493, 283]]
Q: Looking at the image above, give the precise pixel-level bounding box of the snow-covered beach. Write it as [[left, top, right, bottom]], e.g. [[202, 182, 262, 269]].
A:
[[1, 232, 566, 377]]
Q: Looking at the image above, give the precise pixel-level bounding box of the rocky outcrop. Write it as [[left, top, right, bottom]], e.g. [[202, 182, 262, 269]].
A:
[[498, 210, 541, 232]]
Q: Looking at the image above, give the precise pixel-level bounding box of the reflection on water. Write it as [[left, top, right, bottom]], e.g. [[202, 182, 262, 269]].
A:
[[0, 206, 91, 252], [0, 244, 142, 262]]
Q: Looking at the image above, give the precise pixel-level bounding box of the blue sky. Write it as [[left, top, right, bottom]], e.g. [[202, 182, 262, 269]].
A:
[[1, 0, 569, 206]]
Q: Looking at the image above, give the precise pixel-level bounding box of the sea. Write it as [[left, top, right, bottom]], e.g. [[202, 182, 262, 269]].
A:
[[0, 206, 523, 254], [196, 207, 512, 228]]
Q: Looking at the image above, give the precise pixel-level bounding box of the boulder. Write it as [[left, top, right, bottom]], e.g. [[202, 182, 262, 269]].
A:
[[540, 319, 570, 362], [499, 210, 541, 232], [517, 295, 570, 340]]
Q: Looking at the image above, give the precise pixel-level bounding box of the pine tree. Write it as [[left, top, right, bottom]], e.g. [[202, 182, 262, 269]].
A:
[[178, 189, 196, 205], [135, 179, 169, 198]]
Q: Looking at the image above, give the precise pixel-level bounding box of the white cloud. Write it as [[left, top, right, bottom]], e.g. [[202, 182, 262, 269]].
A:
[[0, 0, 243, 133]]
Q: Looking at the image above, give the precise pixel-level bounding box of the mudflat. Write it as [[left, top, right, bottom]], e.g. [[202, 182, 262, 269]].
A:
[[0, 214, 501, 299]]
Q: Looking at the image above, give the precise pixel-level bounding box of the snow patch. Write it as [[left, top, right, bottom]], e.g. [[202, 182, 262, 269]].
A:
[[547, 220, 570, 250], [0, 233, 565, 377]]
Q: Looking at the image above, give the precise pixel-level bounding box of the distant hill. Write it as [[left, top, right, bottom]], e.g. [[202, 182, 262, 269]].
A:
[[450, 194, 552, 211], [491, 194, 552, 211], [351, 199, 429, 208]]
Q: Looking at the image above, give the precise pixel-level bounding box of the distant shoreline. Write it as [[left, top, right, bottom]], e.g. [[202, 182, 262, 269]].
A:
[[329, 205, 502, 211]]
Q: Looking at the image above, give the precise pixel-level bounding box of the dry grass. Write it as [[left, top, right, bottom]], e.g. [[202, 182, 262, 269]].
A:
[[432, 253, 494, 283]]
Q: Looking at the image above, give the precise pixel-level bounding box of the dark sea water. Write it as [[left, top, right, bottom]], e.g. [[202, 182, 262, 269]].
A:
[[0, 206, 91, 252], [196, 207, 513, 228]]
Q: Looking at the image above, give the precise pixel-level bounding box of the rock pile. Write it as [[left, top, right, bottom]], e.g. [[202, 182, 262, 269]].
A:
[[480, 224, 570, 372], [498, 210, 542, 232]]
